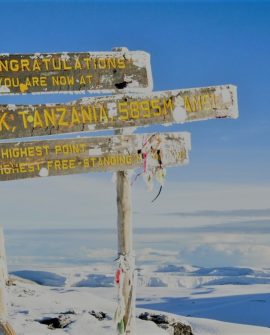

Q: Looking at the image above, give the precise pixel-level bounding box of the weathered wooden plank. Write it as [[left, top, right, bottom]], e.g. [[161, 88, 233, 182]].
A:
[[0, 84, 237, 140], [0, 132, 190, 182], [0, 49, 152, 95]]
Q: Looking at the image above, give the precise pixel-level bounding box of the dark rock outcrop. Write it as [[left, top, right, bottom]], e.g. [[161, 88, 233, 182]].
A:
[[138, 312, 194, 335], [89, 310, 108, 321], [38, 315, 73, 329]]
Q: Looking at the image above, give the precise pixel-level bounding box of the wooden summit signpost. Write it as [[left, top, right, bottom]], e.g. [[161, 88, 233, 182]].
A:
[[0, 47, 238, 335], [0, 133, 190, 182], [0, 49, 152, 95], [0, 84, 237, 139]]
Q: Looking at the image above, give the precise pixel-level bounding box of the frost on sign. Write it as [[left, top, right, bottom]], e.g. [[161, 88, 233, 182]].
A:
[[0, 50, 153, 95], [0, 85, 238, 140], [0, 132, 190, 182]]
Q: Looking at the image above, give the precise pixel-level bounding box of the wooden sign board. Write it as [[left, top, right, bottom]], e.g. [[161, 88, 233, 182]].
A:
[[0, 132, 191, 182], [0, 85, 237, 140], [0, 50, 152, 95]]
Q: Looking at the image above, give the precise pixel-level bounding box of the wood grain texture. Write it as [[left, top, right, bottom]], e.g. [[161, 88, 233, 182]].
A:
[[0, 50, 152, 95], [0, 85, 237, 140], [0, 322, 16, 335], [0, 132, 190, 182], [116, 171, 134, 334]]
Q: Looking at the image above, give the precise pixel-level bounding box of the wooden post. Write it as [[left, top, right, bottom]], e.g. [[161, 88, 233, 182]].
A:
[[116, 170, 134, 334], [0, 228, 8, 285], [0, 227, 8, 322], [115, 127, 135, 335], [113, 46, 135, 335], [0, 228, 16, 335]]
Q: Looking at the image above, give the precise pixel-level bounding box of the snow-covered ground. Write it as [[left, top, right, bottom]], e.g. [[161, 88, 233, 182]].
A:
[[5, 220, 270, 334], [7, 264, 270, 334]]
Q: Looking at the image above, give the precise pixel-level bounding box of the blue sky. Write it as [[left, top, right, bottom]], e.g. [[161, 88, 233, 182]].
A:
[[1, 0, 270, 268], [0, 0, 270, 219], [1, 0, 269, 184]]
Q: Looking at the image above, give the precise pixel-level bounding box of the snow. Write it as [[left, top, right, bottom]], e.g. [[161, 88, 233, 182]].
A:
[[12, 270, 66, 287], [128, 50, 153, 93], [89, 148, 102, 155], [172, 94, 187, 122], [107, 102, 117, 117], [189, 317, 270, 335], [39, 167, 49, 177], [0, 85, 10, 93], [74, 274, 114, 288], [8, 278, 167, 335], [7, 104, 16, 111], [6, 264, 270, 334]]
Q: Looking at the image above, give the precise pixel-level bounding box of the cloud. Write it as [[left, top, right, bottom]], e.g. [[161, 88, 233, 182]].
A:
[[136, 248, 179, 264], [80, 248, 115, 260], [147, 219, 270, 234], [134, 230, 270, 268], [1, 176, 270, 231], [1, 174, 116, 229], [178, 236, 270, 268], [158, 208, 270, 218]]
